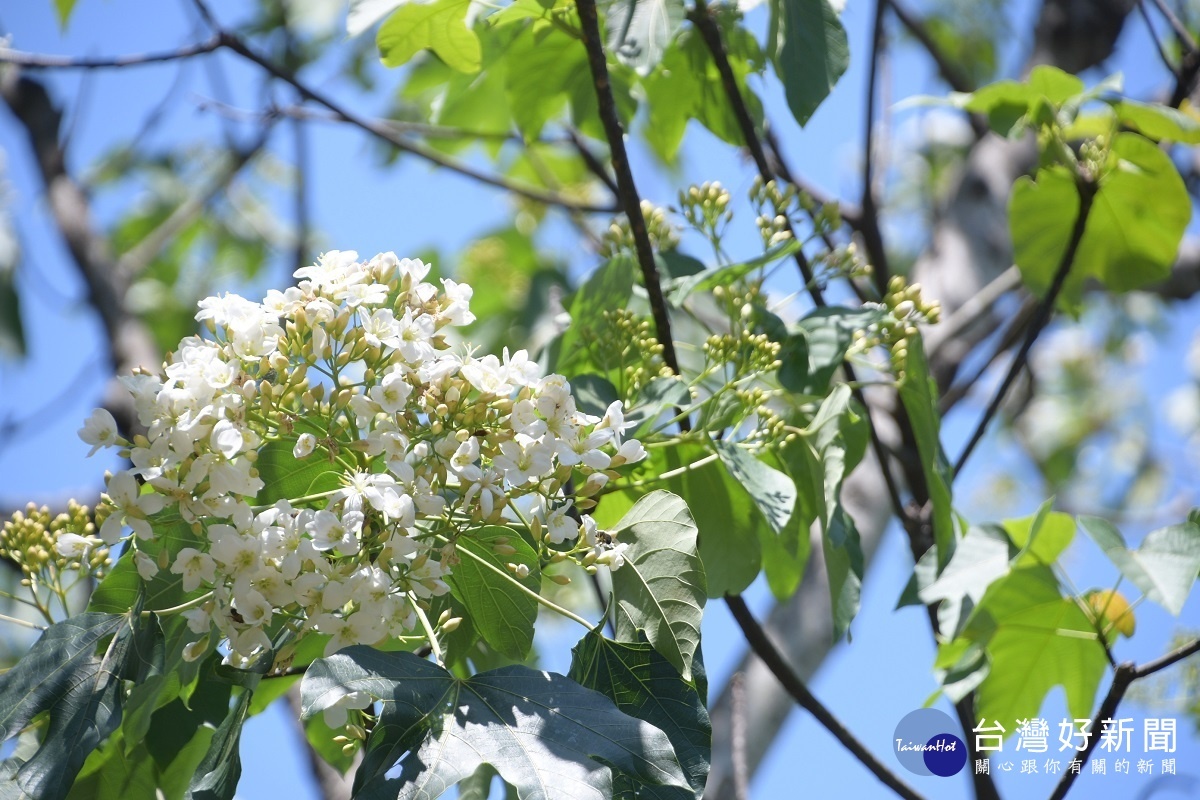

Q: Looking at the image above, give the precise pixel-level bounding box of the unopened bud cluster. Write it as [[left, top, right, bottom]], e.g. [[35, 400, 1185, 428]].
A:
[[580, 309, 673, 400], [851, 276, 941, 378], [679, 181, 732, 241], [76, 250, 645, 668], [1, 501, 109, 586], [599, 200, 679, 258]]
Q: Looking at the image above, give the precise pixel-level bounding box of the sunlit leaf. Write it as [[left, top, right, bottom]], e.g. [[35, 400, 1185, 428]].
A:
[[301, 648, 691, 799], [447, 526, 540, 661], [609, 491, 706, 682]]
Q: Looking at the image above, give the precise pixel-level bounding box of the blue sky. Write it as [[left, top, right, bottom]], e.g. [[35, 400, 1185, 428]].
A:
[[1, 1, 1199, 799]]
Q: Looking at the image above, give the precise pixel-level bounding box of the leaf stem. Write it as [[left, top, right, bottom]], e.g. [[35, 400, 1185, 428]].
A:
[[0, 612, 46, 631], [411, 593, 444, 666], [725, 595, 924, 800], [141, 591, 213, 618], [447, 535, 593, 629]]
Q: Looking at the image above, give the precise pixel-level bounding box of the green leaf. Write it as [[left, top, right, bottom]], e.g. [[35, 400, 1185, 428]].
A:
[[642, 30, 763, 161], [594, 445, 762, 598], [569, 630, 710, 799], [1011, 133, 1191, 307], [0, 611, 153, 799], [572, 374, 621, 417], [607, 0, 686, 75], [301, 648, 692, 799], [1079, 517, 1200, 615], [1003, 501, 1074, 566], [919, 525, 1011, 637], [897, 335, 955, 568], [953, 565, 1107, 724], [772, 0, 849, 126], [713, 441, 795, 534], [823, 503, 863, 642], [666, 240, 801, 306], [447, 526, 540, 661], [348, 0, 406, 37], [554, 256, 636, 377], [186, 689, 251, 800], [958, 65, 1084, 135], [54, 0, 78, 28], [787, 307, 885, 395], [609, 491, 706, 681], [254, 437, 343, 506], [377, 0, 481, 74], [1112, 99, 1200, 144]]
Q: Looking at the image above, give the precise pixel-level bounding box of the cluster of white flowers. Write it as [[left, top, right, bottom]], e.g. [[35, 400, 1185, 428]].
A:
[[81, 251, 645, 665]]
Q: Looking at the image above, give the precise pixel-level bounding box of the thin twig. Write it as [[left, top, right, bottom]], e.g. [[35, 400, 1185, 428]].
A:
[[565, 127, 620, 197], [937, 296, 1037, 414], [1150, 0, 1198, 52], [115, 125, 274, 283], [882, 0, 972, 93], [860, 0, 891, 292], [953, 178, 1096, 477], [0, 39, 222, 69], [725, 596, 924, 800], [575, 0, 683, 375], [1138, 1, 1181, 76], [1048, 637, 1200, 800], [688, 0, 827, 308]]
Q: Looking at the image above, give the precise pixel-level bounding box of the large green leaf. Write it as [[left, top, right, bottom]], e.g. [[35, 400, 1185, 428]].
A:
[[771, 0, 849, 126], [186, 689, 252, 800], [0, 611, 155, 800], [919, 525, 1011, 638], [1011, 133, 1191, 307], [1079, 517, 1200, 616], [569, 631, 709, 799], [607, 0, 686, 75], [254, 437, 343, 506], [447, 526, 540, 660], [952, 565, 1108, 725], [641, 29, 763, 161], [1003, 500, 1074, 567], [301, 648, 692, 800], [713, 441, 795, 534], [377, 0, 481, 74], [609, 491, 706, 682], [897, 335, 955, 568], [1112, 99, 1200, 144]]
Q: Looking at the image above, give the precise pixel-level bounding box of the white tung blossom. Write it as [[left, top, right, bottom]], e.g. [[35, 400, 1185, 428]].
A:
[[82, 250, 646, 667]]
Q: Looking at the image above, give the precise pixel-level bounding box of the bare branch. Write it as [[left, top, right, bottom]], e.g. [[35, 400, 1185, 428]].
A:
[[953, 177, 1096, 477], [724, 596, 925, 800], [688, 0, 827, 307], [575, 0, 683, 375], [883, 0, 972, 93], [860, 0, 891, 290], [0, 38, 222, 70]]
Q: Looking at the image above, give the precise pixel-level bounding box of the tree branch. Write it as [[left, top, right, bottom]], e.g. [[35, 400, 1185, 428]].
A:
[[688, 0, 827, 307], [861, 0, 891, 291], [953, 177, 1095, 477], [575, 0, 682, 375], [1048, 637, 1200, 800], [725, 595, 925, 800], [0, 39, 222, 69]]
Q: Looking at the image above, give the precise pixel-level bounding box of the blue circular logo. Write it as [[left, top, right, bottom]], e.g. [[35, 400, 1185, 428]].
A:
[[893, 709, 966, 777]]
